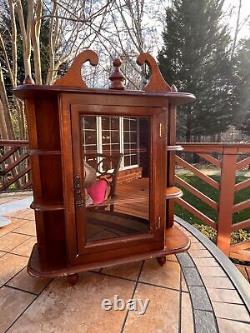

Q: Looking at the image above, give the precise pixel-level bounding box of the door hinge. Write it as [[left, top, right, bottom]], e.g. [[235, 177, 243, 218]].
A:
[[74, 175, 84, 207]]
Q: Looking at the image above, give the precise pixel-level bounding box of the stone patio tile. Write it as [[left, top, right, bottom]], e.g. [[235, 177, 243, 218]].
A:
[[182, 267, 203, 286], [207, 288, 243, 304], [6, 209, 34, 221], [181, 292, 194, 333], [123, 283, 179, 333], [11, 236, 36, 257], [176, 253, 195, 267], [0, 197, 16, 205], [0, 232, 30, 252], [198, 266, 226, 277], [188, 249, 212, 258], [188, 236, 199, 243], [101, 261, 142, 281], [13, 221, 36, 236], [194, 310, 217, 333], [0, 253, 28, 287], [217, 318, 250, 333], [189, 286, 212, 311], [8, 272, 135, 333], [213, 302, 250, 322], [193, 257, 219, 267], [202, 276, 235, 289], [189, 242, 206, 250], [139, 259, 180, 290], [0, 218, 28, 237], [7, 267, 51, 294], [181, 273, 188, 292], [0, 250, 6, 257], [0, 286, 36, 332]]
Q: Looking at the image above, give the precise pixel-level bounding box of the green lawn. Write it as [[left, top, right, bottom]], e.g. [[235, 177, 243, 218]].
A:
[[175, 173, 250, 226]]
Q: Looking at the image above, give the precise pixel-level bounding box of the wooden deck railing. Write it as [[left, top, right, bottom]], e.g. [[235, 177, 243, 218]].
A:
[[0, 140, 31, 192], [175, 143, 250, 261]]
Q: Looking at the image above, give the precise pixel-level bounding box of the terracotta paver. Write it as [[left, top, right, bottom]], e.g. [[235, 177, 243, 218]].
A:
[[207, 288, 243, 304], [213, 302, 250, 322], [102, 261, 142, 281], [13, 221, 36, 237], [0, 218, 28, 238], [181, 273, 188, 292], [123, 283, 180, 333], [139, 259, 180, 290], [5, 209, 34, 221], [202, 276, 235, 289], [8, 273, 135, 333], [0, 197, 250, 333], [198, 266, 227, 277], [188, 249, 212, 258], [0, 253, 28, 287], [7, 268, 51, 295], [0, 232, 30, 252], [11, 236, 36, 257], [181, 292, 194, 333], [0, 286, 35, 332], [189, 242, 205, 250], [217, 318, 250, 333], [192, 257, 219, 267]]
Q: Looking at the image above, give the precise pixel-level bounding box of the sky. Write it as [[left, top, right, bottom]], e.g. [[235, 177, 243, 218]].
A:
[[224, 0, 250, 39]]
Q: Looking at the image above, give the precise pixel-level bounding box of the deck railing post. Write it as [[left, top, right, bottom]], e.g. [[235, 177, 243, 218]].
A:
[[217, 147, 237, 256]]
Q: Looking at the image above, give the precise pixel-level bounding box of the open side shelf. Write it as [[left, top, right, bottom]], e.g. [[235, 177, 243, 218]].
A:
[[27, 223, 190, 279], [165, 186, 183, 199], [166, 145, 183, 151], [30, 202, 65, 211]]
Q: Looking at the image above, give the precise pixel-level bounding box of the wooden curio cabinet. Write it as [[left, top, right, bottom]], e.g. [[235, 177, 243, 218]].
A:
[[14, 51, 195, 284]]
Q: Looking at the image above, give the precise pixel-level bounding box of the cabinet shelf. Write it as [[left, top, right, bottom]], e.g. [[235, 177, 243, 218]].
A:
[[30, 202, 64, 211], [165, 186, 183, 199]]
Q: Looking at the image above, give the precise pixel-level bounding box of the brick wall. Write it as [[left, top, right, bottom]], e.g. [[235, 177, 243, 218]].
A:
[[117, 167, 142, 184]]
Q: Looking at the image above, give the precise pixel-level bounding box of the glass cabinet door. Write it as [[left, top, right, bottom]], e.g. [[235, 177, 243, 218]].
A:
[[62, 101, 166, 260]]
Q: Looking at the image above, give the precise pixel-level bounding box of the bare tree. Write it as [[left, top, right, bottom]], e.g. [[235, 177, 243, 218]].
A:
[[0, 0, 115, 139], [231, 0, 242, 58]]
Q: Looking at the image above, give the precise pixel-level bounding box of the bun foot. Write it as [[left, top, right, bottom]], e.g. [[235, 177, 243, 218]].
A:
[[157, 256, 166, 266], [67, 273, 79, 285]]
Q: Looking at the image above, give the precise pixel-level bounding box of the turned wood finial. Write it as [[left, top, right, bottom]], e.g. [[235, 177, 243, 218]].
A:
[[23, 75, 35, 85], [109, 58, 125, 90], [171, 84, 178, 92]]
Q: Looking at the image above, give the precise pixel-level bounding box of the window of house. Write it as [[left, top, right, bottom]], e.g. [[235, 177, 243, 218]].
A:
[[82, 116, 139, 170]]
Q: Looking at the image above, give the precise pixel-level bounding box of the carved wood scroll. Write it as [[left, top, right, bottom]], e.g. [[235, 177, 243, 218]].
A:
[[49, 49, 171, 92], [136, 53, 171, 92], [53, 50, 98, 88]]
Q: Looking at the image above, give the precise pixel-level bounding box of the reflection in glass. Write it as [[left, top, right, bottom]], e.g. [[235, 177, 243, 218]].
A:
[[80, 115, 150, 243]]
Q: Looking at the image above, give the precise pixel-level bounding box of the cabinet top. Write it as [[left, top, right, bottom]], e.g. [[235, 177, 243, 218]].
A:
[[14, 85, 195, 106], [13, 50, 195, 106]]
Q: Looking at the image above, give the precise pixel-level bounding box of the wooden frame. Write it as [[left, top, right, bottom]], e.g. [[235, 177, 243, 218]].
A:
[[59, 94, 167, 265]]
